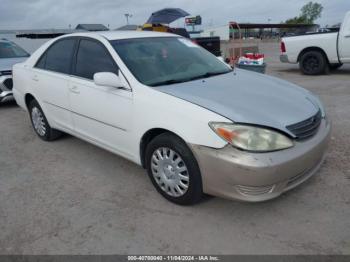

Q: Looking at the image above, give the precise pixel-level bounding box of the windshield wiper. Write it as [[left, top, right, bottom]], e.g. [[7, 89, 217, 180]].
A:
[[149, 70, 232, 87], [150, 79, 189, 87], [188, 70, 232, 81]]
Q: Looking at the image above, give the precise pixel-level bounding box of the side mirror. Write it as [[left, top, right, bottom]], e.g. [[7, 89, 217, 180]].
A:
[[94, 72, 125, 89]]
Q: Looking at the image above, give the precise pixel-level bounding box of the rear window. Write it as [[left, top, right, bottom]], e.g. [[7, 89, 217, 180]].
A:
[[36, 39, 76, 74], [0, 42, 29, 59]]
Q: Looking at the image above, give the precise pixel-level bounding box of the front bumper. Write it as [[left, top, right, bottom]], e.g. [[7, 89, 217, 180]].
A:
[[190, 119, 331, 202], [0, 75, 14, 103]]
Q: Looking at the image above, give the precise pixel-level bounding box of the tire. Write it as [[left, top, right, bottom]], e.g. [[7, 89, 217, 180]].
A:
[[28, 99, 62, 141], [299, 51, 329, 75], [145, 133, 203, 205], [329, 63, 342, 70]]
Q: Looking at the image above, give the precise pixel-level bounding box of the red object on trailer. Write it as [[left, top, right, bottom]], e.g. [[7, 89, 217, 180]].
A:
[[244, 53, 265, 60], [228, 21, 266, 72]]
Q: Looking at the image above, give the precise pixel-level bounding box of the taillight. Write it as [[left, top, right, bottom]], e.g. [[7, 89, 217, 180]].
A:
[[281, 41, 286, 53]]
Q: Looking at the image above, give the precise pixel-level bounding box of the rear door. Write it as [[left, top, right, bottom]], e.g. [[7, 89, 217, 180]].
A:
[[339, 12, 350, 63], [69, 38, 133, 157], [33, 38, 77, 130]]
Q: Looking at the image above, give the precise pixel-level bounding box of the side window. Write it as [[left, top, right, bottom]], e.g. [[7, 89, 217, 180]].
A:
[[35, 39, 76, 74], [74, 39, 117, 80]]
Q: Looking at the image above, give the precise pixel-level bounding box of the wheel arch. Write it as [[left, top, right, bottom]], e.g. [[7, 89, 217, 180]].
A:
[[24, 93, 53, 127], [139, 128, 186, 168], [24, 93, 37, 110], [297, 46, 330, 64]]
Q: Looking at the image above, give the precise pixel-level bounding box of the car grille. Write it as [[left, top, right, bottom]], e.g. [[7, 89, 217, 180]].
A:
[[286, 110, 322, 140], [3, 78, 13, 90], [0, 70, 12, 76]]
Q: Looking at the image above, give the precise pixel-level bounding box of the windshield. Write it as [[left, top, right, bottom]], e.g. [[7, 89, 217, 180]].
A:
[[0, 41, 29, 59], [110, 37, 232, 86]]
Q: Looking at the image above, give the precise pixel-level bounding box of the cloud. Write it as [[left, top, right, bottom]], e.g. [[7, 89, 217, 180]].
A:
[[0, 0, 348, 30]]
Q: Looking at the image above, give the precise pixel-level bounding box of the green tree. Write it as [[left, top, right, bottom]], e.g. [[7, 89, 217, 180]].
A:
[[301, 1, 323, 23], [285, 1, 323, 24], [285, 16, 308, 24]]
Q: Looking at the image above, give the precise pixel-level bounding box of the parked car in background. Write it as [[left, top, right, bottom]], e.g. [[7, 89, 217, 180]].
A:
[[317, 28, 331, 33], [306, 28, 332, 34], [13, 31, 330, 205], [0, 39, 30, 103], [280, 11, 350, 75]]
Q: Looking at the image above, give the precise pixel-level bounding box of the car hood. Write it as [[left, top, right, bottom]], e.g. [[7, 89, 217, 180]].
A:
[[152, 69, 320, 136], [0, 57, 28, 72]]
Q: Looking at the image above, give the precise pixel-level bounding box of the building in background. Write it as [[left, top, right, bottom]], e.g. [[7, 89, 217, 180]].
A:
[[201, 25, 230, 40], [75, 24, 109, 31]]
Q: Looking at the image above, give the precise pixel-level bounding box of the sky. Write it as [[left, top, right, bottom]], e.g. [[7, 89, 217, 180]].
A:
[[0, 0, 349, 30]]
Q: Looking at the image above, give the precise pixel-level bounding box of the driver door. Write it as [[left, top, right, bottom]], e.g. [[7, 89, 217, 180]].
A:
[[69, 38, 133, 157]]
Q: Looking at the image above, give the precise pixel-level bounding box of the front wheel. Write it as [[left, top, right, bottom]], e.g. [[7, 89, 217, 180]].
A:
[[28, 99, 62, 141], [145, 133, 203, 205]]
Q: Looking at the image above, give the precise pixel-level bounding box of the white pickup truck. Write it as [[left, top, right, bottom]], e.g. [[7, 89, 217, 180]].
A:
[[280, 11, 350, 75]]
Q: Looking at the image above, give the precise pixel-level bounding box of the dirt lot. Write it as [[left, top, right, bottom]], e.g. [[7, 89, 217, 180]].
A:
[[0, 41, 349, 255]]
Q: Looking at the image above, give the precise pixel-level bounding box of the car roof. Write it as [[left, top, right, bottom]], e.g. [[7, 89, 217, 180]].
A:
[[66, 30, 179, 41]]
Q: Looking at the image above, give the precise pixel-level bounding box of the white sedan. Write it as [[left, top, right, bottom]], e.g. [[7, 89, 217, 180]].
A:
[[13, 31, 330, 205]]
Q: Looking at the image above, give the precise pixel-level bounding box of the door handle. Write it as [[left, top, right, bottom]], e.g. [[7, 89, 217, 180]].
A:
[[69, 86, 80, 94], [32, 75, 39, 82]]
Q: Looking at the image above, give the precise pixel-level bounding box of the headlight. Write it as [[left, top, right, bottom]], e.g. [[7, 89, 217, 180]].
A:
[[209, 122, 294, 152]]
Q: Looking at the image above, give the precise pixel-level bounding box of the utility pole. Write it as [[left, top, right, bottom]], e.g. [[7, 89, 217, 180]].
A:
[[124, 13, 133, 25]]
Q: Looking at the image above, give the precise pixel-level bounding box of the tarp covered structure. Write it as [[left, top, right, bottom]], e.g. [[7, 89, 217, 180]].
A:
[[146, 8, 189, 24]]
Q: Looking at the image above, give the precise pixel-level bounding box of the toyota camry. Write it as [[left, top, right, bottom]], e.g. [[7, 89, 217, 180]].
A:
[[12, 31, 331, 205]]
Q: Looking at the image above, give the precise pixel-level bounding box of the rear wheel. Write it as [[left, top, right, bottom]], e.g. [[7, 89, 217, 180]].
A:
[[145, 133, 203, 205], [28, 99, 62, 141], [299, 51, 328, 75]]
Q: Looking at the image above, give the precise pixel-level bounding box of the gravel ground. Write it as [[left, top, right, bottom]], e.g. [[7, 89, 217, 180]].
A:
[[0, 41, 349, 255]]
